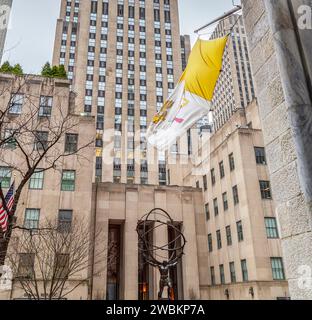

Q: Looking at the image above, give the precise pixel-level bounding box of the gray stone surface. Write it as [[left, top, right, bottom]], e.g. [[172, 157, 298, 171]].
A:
[[242, 0, 312, 299]]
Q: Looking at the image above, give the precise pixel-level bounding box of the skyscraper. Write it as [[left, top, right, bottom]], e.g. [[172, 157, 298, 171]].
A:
[[52, 0, 189, 185], [210, 14, 255, 131], [0, 0, 13, 62]]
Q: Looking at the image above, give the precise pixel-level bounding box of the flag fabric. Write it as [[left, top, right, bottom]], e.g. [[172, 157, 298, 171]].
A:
[[0, 182, 15, 233], [147, 36, 228, 151]]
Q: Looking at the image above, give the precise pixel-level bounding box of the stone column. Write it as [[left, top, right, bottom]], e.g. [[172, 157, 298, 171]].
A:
[[242, 0, 312, 299], [123, 187, 139, 300]]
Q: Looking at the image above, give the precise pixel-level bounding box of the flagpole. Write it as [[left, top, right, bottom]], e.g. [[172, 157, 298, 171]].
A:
[[194, 5, 242, 34]]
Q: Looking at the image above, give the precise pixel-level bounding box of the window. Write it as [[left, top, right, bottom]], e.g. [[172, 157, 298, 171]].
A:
[[216, 230, 222, 249], [65, 134, 78, 153], [271, 258, 285, 280], [24, 209, 40, 229], [58, 210, 73, 232], [29, 169, 44, 189], [255, 147, 267, 165], [34, 131, 49, 151], [222, 192, 228, 211], [39, 96, 53, 117], [226, 226, 232, 246], [210, 267, 215, 285], [18, 253, 35, 279], [211, 169, 216, 185], [205, 203, 210, 221], [241, 259, 248, 282], [208, 234, 213, 252], [54, 253, 70, 279], [260, 181, 272, 199], [9, 94, 24, 114], [61, 170, 76, 191], [232, 185, 239, 205], [219, 161, 225, 179], [213, 198, 219, 216], [237, 220, 244, 242], [0, 166, 11, 188], [203, 175, 207, 191], [229, 262, 236, 283], [265, 217, 279, 239], [219, 265, 225, 284], [196, 181, 199, 189], [229, 153, 235, 171]]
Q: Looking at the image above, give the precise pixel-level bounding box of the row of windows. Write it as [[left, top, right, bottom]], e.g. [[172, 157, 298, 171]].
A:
[[201, 148, 267, 192], [203, 180, 272, 220], [204, 185, 239, 219], [210, 257, 285, 286], [208, 221, 244, 252], [23, 208, 72, 231], [8, 95, 53, 117], [0, 168, 76, 192], [3, 131, 78, 156], [207, 217, 279, 253]]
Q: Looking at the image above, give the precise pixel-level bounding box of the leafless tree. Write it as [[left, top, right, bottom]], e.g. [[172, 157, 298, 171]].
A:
[[0, 74, 94, 265], [3, 217, 110, 300]]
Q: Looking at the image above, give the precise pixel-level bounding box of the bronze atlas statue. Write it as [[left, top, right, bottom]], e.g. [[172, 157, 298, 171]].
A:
[[136, 208, 186, 300]]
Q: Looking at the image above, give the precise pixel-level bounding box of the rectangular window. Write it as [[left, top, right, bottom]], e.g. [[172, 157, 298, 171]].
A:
[[216, 230, 222, 249], [232, 185, 239, 205], [18, 253, 35, 279], [255, 147, 267, 165], [203, 175, 207, 191], [24, 209, 40, 229], [61, 170, 76, 191], [0, 166, 11, 188], [208, 234, 213, 252], [210, 266, 215, 285], [229, 262, 236, 283], [260, 181, 272, 199], [211, 169, 216, 185], [241, 259, 248, 282], [9, 94, 24, 114], [54, 253, 70, 279], [58, 210, 73, 232], [205, 203, 210, 221], [219, 161, 225, 179], [65, 133, 78, 153], [34, 131, 49, 151], [265, 217, 279, 239], [222, 192, 228, 211], [219, 264, 225, 284], [213, 198, 219, 216], [226, 225, 232, 246], [271, 257, 285, 280], [229, 153, 235, 171], [39, 96, 53, 117], [237, 220, 244, 242], [29, 169, 44, 190]]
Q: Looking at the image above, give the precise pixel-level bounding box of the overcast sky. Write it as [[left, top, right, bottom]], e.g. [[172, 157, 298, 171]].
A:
[[2, 0, 236, 74]]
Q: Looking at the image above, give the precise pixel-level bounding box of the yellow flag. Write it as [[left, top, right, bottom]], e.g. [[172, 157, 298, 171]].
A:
[[147, 36, 228, 151]]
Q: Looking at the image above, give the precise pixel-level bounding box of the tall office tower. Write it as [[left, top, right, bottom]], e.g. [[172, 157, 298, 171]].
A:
[[210, 14, 255, 132], [52, 0, 189, 185], [0, 0, 13, 62]]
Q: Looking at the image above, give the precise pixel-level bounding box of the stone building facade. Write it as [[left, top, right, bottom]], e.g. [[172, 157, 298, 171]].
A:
[[167, 101, 289, 300]]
